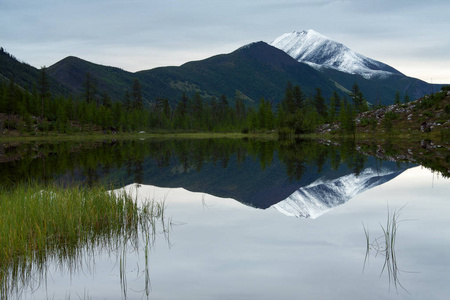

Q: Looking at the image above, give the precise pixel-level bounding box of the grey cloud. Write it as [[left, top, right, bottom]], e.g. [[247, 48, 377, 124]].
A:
[[0, 0, 448, 82]]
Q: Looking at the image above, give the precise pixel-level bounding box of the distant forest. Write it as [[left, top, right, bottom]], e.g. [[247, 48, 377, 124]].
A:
[[0, 63, 414, 135]]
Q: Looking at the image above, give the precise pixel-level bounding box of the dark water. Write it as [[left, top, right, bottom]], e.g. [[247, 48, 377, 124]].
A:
[[1, 138, 449, 299], [0, 138, 414, 206]]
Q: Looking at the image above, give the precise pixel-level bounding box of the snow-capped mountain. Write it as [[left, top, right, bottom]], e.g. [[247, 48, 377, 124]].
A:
[[272, 168, 405, 219], [271, 30, 404, 79]]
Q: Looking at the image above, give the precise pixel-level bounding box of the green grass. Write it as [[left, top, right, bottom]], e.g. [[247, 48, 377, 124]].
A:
[[0, 130, 278, 143], [0, 183, 167, 299]]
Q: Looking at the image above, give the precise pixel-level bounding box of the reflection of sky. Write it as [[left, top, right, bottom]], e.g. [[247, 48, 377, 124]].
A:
[[22, 167, 450, 299]]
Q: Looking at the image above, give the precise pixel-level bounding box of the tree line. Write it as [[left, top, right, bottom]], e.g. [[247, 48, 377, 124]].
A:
[[0, 138, 373, 188], [0, 67, 402, 135]]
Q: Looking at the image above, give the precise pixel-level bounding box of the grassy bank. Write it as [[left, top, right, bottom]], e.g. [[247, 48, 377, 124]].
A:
[[0, 130, 278, 143], [0, 183, 166, 299]]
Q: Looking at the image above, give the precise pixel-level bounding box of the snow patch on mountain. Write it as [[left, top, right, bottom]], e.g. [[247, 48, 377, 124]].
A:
[[271, 30, 403, 79], [272, 168, 403, 219]]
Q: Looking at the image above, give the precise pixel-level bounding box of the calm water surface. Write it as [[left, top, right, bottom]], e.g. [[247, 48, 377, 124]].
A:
[[1, 138, 449, 299]]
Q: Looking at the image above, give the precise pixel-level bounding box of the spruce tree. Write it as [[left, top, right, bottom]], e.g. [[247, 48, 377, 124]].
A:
[[403, 92, 410, 103], [39, 67, 50, 118], [282, 81, 295, 113], [83, 72, 96, 104], [293, 85, 304, 111], [329, 91, 341, 122], [313, 88, 327, 119], [350, 82, 367, 113], [131, 79, 143, 110], [395, 91, 401, 104]]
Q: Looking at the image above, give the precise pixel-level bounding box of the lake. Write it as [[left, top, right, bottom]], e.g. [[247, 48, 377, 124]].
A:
[[1, 138, 449, 299]]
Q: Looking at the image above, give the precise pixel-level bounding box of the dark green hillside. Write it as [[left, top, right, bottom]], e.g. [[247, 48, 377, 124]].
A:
[[3, 42, 444, 109], [0, 48, 71, 96], [322, 68, 442, 106], [138, 42, 342, 105], [47, 56, 135, 100], [48, 56, 188, 104]]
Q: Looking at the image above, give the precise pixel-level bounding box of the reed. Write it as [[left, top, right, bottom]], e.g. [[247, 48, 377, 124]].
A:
[[363, 205, 410, 293], [0, 183, 167, 299]]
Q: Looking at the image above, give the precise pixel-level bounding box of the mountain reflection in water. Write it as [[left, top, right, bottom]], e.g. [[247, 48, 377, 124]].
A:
[[273, 167, 406, 218], [0, 138, 414, 211], [2, 138, 450, 299]]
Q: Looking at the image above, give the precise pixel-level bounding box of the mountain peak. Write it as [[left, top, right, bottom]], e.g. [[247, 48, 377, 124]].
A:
[[271, 30, 403, 79], [291, 29, 327, 38]]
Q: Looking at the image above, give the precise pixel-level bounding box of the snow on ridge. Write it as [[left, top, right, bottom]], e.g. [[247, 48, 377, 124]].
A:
[[270, 30, 400, 79], [272, 168, 400, 219]]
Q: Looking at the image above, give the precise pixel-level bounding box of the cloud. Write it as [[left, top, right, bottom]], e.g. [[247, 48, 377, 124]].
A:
[[0, 0, 449, 82]]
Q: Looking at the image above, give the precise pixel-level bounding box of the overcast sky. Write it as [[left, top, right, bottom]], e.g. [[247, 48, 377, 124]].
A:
[[1, 0, 449, 83]]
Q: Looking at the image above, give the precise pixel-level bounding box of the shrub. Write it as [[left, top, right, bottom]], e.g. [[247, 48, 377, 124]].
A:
[[384, 111, 398, 120], [441, 85, 450, 92], [277, 127, 295, 140], [360, 117, 377, 127], [2, 119, 17, 130], [445, 104, 450, 114], [423, 111, 433, 118]]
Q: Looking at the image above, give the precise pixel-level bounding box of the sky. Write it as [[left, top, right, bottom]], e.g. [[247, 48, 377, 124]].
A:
[[1, 0, 449, 83]]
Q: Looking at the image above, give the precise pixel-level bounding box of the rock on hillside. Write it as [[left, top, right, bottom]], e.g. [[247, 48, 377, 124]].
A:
[[319, 88, 450, 135]]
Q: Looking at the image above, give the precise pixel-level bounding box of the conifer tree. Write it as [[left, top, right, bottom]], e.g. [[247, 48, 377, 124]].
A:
[[219, 94, 228, 116], [395, 91, 401, 104], [282, 81, 295, 113], [235, 97, 245, 120], [192, 92, 204, 127], [328, 91, 341, 122], [350, 82, 367, 113], [6, 77, 16, 114], [313, 87, 327, 119], [39, 67, 50, 118], [340, 100, 356, 136], [101, 92, 112, 109], [83, 72, 96, 104], [403, 92, 410, 103], [293, 85, 304, 111], [123, 90, 131, 111], [131, 79, 143, 110]]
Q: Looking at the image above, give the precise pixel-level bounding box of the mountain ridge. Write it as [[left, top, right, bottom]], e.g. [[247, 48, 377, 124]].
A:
[[1, 31, 445, 106]]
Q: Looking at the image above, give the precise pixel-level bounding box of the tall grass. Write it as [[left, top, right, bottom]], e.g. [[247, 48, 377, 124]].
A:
[[0, 183, 167, 299]]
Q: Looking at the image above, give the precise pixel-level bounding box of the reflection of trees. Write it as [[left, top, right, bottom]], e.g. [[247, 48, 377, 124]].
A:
[[0, 138, 375, 188], [339, 139, 367, 176], [85, 167, 99, 187], [277, 140, 307, 181], [276, 139, 370, 181], [133, 160, 144, 184]]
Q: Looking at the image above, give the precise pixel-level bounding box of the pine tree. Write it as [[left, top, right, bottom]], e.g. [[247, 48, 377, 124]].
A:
[[282, 81, 295, 113], [101, 92, 112, 109], [83, 72, 96, 104], [313, 88, 327, 119], [340, 101, 356, 136], [123, 90, 131, 111], [39, 67, 50, 118], [328, 91, 341, 122], [403, 92, 410, 103], [219, 94, 228, 116], [192, 92, 204, 128], [6, 77, 16, 114], [395, 91, 401, 104], [293, 85, 304, 111], [131, 79, 143, 110], [350, 82, 367, 113]]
